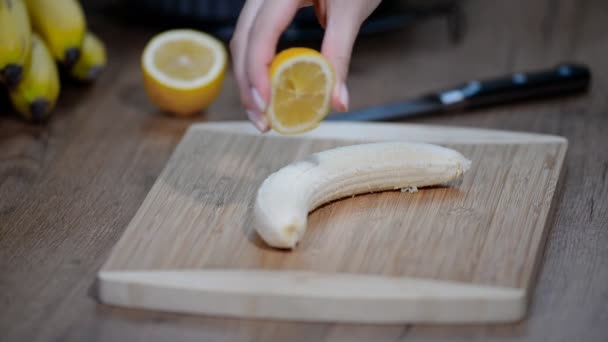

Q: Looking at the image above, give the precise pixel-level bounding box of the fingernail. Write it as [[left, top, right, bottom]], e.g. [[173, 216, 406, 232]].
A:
[[338, 83, 349, 112], [247, 109, 270, 133], [251, 87, 267, 113]]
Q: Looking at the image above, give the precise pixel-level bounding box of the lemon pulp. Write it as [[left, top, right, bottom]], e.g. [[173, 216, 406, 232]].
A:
[[267, 47, 335, 134]]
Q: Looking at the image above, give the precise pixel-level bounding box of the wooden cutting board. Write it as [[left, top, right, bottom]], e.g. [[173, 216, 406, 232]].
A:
[[97, 121, 567, 324]]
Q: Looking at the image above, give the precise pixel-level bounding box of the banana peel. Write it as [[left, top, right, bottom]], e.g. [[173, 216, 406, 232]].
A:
[[0, 0, 32, 88], [9, 34, 60, 122], [69, 31, 106, 83]]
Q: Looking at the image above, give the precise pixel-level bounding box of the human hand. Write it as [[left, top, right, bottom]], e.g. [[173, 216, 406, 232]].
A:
[[230, 0, 382, 132]]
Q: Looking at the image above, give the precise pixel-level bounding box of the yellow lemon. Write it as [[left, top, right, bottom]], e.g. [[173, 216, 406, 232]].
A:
[[267, 47, 335, 134], [141, 29, 227, 117]]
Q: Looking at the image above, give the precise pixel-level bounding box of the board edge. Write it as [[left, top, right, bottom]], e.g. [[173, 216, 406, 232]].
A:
[[96, 270, 526, 324], [187, 121, 568, 145], [517, 139, 569, 304]]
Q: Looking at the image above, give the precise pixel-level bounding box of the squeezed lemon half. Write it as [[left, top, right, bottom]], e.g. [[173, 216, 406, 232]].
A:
[[266, 47, 335, 134]]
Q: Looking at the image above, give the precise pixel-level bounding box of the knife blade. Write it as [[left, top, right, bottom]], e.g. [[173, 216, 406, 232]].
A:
[[325, 63, 591, 122]]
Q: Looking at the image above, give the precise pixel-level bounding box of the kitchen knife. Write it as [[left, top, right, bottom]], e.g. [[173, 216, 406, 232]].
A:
[[325, 63, 591, 122]]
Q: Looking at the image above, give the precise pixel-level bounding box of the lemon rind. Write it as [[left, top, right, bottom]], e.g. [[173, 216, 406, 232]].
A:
[[142, 29, 227, 90]]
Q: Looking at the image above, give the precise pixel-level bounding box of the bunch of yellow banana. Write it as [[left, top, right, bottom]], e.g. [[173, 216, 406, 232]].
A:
[[0, 0, 107, 122]]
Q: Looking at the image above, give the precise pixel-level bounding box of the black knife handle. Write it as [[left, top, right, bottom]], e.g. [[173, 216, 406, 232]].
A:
[[437, 63, 591, 110]]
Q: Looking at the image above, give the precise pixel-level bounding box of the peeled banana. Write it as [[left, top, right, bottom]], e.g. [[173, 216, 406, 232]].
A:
[[70, 31, 106, 82], [253, 142, 472, 249], [9, 33, 60, 121], [0, 0, 32, 87], [25, 0, 86, 67]]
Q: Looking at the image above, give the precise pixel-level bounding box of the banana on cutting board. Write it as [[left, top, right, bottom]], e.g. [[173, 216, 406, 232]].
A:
[[0, 0, 32, 88], [253, 142, 472, 249]]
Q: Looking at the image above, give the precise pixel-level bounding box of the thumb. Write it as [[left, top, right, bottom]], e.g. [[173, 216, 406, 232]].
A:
[[320, 11, 361, 112]]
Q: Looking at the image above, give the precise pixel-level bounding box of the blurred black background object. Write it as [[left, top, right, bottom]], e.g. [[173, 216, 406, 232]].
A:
[[85, 0, 464, 44]]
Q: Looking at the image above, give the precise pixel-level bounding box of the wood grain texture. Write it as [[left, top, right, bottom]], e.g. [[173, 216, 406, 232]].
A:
[[1, 0, 607, 340], [97, 122, 566, 322]]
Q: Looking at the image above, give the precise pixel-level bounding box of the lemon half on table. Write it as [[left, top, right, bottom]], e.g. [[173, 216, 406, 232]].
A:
[[267, 47, 335, 135], [141, 29, 227, 117]]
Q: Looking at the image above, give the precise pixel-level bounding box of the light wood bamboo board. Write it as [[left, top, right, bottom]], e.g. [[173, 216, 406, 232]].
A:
[[97, 121, 567, 324]]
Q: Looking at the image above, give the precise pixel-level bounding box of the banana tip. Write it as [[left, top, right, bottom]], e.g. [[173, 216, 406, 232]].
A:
[[30, 99, 51, 122], [281, 224, 301, 248], [64, 48, 81, 68], [1, 64, 23, 89], [86, 66, 105, 81]]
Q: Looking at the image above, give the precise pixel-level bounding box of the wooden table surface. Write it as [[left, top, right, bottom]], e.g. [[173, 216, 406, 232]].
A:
[[1, 0, 606, 341]]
